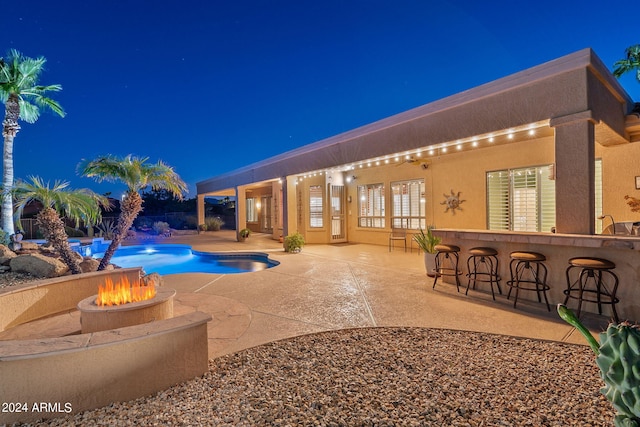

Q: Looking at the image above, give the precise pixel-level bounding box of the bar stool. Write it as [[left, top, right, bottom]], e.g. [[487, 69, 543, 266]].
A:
[[564, 257, 620, 323], [432, 244, 462, 292], [465, 247, 501, 300], [506, 251, 550, 311]]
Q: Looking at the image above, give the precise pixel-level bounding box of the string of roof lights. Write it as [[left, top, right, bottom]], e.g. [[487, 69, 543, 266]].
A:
[[295, 121, 550, 182]]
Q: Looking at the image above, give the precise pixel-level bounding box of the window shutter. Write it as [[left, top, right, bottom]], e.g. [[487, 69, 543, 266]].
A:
[[309, 185, 323, 228], [487, 171, 509, 230], [594, 159, 603, 233], [539, 165, 556, 233], [511, 168, 538, 232]]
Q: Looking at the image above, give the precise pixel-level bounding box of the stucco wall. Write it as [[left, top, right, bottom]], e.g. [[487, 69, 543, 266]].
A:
[[343, 136, 556, 243], [598, 141, 640, 225]]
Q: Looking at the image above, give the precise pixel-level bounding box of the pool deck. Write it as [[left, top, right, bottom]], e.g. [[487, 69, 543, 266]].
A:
[[2, 230, 611, 357]]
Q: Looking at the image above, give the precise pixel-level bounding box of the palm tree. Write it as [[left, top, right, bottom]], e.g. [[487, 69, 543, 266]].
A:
[[613, 44, 640, 82], [0, 50, 65, 237], [78, 154, 187, 270], [13, 176, 109, 274]]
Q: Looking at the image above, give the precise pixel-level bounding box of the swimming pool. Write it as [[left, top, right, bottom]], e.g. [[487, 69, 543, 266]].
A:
[[93, 244, 279, 275]]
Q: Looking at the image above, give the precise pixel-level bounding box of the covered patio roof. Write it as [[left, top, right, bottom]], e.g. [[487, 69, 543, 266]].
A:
[[197, 48, 634, 196]]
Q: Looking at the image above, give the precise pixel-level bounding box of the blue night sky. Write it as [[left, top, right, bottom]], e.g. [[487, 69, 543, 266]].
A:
[[4, 1, 639, 199]]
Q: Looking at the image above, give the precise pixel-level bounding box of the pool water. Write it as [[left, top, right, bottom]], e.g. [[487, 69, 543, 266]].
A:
[[93, 244, 279, 275]]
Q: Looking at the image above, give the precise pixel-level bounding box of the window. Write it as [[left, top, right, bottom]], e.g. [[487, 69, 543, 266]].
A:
[[487, 165, 555, 232], [487, 161, 603, 232], [391, 179, 425, 229], [246, 198, 258, 222], [358, 183, 385, 228], [309, 185, 323, 228]]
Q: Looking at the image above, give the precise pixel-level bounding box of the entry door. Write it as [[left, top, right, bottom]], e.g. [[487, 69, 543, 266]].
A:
[[261, 196, 273, 233], [330, 185, 346, 243]]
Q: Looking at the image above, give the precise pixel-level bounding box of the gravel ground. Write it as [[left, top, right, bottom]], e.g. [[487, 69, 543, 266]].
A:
[[0, 271, 39, 289], [22, 328, 613, 426]]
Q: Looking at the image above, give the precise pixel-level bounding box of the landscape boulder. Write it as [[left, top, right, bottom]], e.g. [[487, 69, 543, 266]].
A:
[[0, 245, 17, 265], [79, 258, 100, 273], [141, 272, 164, 287], [10, 253, 69, 278]]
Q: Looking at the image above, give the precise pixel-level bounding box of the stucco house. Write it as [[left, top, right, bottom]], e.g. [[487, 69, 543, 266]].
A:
[[197, 48, 640, 241], [197, 48, 640, 320]]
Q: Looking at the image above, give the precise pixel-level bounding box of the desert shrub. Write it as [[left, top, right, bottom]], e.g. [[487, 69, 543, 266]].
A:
[[184, 215, 199, 229], [152, 221, 171, 235], [205, 216, 224, 231], [97, 219, 116, 239], [65, 226, 86, 237], [134, 217, 154, 230]]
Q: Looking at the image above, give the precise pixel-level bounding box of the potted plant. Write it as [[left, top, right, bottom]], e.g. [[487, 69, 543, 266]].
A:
[[413, 226, 441, 277], [283, 232, 305, 253], [239, 228, 251, 241]]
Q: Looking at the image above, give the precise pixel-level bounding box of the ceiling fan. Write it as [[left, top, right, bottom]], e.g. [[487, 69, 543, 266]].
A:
[[398, 157, 431, 170]]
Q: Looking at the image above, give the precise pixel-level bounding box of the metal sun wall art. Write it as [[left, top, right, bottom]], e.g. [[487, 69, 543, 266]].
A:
[[441, 189, 465, 214]]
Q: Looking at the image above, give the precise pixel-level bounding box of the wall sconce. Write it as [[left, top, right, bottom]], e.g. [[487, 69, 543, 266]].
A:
[[348, 195, 352, 203], [345, 175, 356, 183]]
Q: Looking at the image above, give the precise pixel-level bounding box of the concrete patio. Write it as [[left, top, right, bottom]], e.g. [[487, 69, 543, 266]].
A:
[[153, 230, 609, 357], [1, 230, 611, 358]]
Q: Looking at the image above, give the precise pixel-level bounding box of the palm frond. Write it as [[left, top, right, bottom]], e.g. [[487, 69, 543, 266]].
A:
[[17, 99, 40, 123], [79, 154, 186, 199], [13, 176, 109, 227], [0, 50, 64, 122]]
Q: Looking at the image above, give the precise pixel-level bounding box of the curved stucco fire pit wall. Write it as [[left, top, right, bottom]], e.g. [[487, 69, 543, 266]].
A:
[[78, 287, 177, 333], [0, 269, 211, 425]]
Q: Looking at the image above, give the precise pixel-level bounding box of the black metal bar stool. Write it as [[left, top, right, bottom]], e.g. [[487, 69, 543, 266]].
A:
[[506, 251, 550, 311], [465, 247, 501, 300], [432, 244, 462, 292], [564, 257, 620, 322]]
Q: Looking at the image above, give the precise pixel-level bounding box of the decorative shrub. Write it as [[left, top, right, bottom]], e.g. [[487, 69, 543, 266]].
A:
[[64, 226, 86, 237], [152, 221, 171, 235], [185, 215, 199, 229], [97, 219, 116, 239], [205, 217, 224, 231], [134, 217, 154, 230], [413, 226, 441, 254], [239, 228, 251, 238], [284, 232, 305, 253]]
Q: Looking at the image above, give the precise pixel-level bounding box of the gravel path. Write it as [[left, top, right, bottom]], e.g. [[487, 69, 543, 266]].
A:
[[24, 328, 613, 426]]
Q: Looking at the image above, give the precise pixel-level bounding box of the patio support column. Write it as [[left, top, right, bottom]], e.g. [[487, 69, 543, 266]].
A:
[[550, 110, 596, 234], [281, 176, 297, 239], [235, 186, 247, 241], [196, 194, 205, 227]]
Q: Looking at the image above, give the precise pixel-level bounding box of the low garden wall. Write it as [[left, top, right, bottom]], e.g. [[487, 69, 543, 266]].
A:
[[0, 269, 211, 424]]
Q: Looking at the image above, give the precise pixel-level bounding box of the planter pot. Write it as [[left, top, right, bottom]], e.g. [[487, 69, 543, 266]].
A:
[[424, 252, 436, 277]]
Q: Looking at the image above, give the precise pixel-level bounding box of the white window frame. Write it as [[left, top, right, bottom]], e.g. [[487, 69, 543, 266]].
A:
[[390, 179, 425, 230], [357, 183, 385, 228]]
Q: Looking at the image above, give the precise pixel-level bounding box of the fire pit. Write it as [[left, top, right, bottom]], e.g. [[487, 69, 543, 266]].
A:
[[77, 276, 176, 333]]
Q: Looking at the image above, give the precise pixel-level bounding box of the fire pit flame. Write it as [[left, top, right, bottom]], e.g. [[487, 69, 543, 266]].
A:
[[96, 276, 156, 306]]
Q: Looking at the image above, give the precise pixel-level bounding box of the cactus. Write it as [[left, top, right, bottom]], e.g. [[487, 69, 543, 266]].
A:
[[557, 304, 640, 427]]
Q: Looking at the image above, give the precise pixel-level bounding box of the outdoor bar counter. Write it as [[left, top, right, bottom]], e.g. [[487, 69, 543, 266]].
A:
[[432, 229, 640, 323]]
